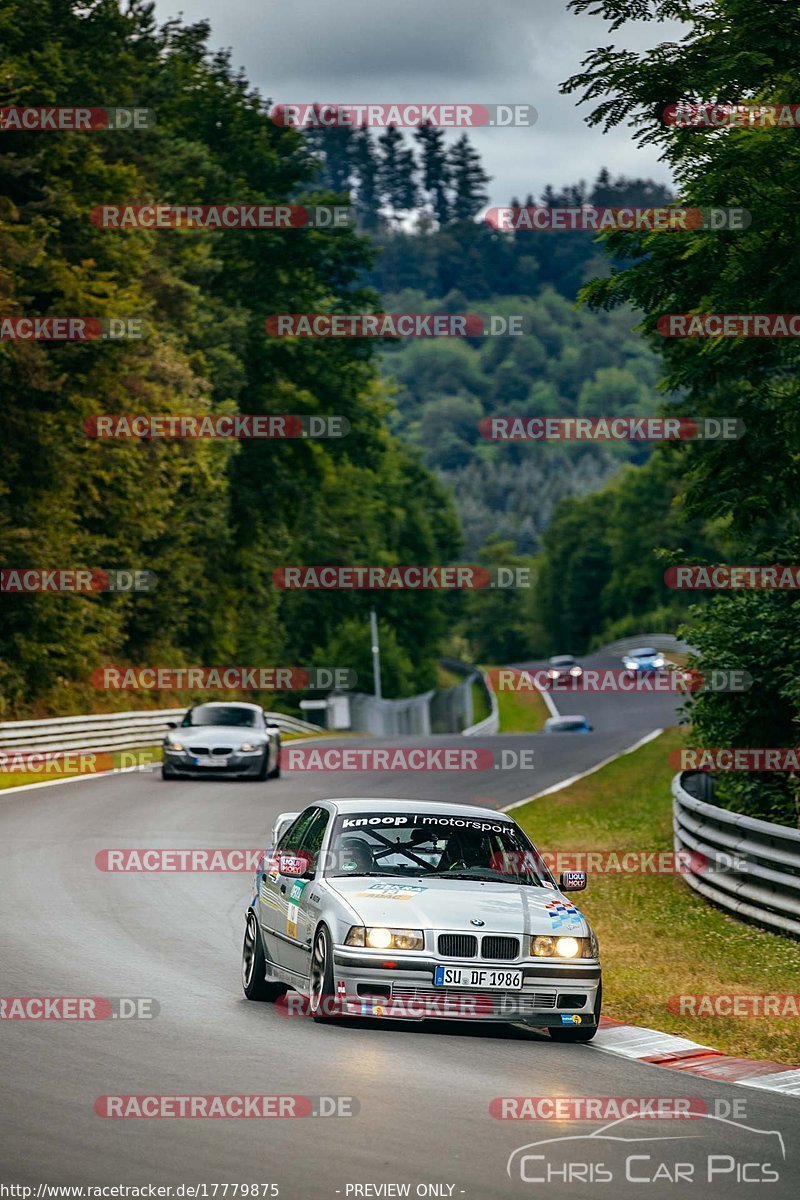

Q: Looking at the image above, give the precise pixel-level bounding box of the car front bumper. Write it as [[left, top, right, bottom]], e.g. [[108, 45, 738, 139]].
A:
[[332, 948, 601, 1023], [164, 748, 268, 777]]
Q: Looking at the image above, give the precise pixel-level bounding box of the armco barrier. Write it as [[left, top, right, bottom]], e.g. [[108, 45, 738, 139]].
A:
[[439, 658, 499, 736], [673, 771, 800, 937], [0, 707, 320, 759]]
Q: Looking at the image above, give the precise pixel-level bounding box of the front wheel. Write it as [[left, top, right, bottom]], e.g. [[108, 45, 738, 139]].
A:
[[308, 925, 336, 1022], [242, 912, 287, 1002], [268, 742, 281, 779]]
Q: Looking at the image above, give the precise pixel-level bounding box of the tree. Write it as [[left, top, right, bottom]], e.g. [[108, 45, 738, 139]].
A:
[[447, 135, 490, 220], [376, 125, 419, 223], [414, 122, 451, 224]]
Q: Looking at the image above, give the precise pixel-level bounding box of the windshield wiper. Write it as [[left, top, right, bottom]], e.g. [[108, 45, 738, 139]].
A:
[[421, 871, 527, 884]]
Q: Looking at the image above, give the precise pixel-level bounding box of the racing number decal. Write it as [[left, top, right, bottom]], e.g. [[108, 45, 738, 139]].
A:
[[286, 879, 306, 938]]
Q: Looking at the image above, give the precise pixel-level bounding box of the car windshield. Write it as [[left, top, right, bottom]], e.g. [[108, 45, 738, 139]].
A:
[[550, 656, 575, 666], [631, 648, 657, 658], [182, 705, 258, 727], [327, 812, 552, 886]]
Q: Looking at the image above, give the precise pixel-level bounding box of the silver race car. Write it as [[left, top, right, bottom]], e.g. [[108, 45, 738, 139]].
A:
[[242, 798, 601, 1039]]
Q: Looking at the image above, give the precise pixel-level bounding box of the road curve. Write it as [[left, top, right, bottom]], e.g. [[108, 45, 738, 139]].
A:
[[1, 675, 798, 1197]]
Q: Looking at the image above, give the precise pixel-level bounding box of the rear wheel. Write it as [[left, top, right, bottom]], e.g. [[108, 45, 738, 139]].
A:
[[242, 912, 287, 1002], [309, 925, 336, 1022]]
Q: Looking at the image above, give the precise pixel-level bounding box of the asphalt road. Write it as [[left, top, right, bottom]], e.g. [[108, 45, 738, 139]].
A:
[[1, 657, 798, 1197]]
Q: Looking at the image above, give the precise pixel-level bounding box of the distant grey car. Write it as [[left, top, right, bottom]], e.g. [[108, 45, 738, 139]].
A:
[[242, 798, 601, 1039], [162, 701, 281, 781]]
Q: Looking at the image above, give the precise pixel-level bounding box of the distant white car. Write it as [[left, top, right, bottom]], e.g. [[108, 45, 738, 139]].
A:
[[544, 716, 593, 733], [243, 798, 602, 1039], [622, 647, 665, 672]]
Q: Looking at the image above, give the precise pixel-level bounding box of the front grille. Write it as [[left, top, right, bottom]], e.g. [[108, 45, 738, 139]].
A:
[[438, 934, 478, 958], [481, 936, 520, 961], [212, 746, 232, 755], [391, 985, 556, 1016], [189, 746, 209, 755]]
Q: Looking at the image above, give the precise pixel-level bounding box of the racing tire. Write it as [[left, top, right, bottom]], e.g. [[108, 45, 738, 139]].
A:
[[255, 751, 270, 781], [242, 911, 287, 1002], [308, 925, 336, 1023], [548, 982, 601, 1042], [267, 743, 281, 780]]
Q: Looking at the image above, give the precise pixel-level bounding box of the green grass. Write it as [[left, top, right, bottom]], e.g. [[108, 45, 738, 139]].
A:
[[484, 666, 549, 733], [513, 727, 800, 1065]]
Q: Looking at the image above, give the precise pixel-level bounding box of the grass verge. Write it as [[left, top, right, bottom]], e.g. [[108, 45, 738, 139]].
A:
[[487, 667, 549, 733], [512, 727, 799, 1065]]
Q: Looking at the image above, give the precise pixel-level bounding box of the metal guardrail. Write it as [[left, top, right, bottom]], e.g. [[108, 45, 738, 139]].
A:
[[438, 659, 499, 736], [0, 707, 321, 758], [673, 771, 800, 938]]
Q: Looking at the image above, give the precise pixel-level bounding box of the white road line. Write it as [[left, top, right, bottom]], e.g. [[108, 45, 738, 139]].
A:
[[501, 727, 664, 811]]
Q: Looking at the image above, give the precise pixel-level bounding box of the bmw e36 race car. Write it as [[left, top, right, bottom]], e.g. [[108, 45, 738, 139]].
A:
[[242, 798, 601, 1039]]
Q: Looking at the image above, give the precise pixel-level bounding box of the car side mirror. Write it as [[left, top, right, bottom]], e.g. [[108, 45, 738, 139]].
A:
[[560, 871, 587, 891], [265, 720, 280, 729], [166, 720, 178, 728]]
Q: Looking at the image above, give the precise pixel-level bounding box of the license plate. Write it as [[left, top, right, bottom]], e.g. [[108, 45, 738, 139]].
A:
[[434, 966, 523, 990], [194, 754, 229, 766]]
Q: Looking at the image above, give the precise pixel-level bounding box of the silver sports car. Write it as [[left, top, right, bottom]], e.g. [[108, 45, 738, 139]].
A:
[[242, 798, 601, 1039], [162, 702, 281, 781]]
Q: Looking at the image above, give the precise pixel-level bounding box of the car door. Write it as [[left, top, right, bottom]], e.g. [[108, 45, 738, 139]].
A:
[[259, 807, 318, 968], [282, 807, 331, 976]]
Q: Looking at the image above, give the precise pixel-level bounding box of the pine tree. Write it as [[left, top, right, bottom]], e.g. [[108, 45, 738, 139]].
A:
[[376, 125, 419, 224], [448, 135, 490, 219], [414, 122, 451, 225]]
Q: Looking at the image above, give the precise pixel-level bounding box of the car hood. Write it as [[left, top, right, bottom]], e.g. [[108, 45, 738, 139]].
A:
[[328, 876, 588, 936], [170, 725, 266, 746]]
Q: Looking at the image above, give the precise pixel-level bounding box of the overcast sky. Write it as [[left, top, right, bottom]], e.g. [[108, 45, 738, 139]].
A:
[[154, 0, 686, 205]]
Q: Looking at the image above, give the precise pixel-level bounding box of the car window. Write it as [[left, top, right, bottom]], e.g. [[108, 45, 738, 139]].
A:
[[298, 809, 330, 872], [181, 705, 257, 727], [278, 808, 320, 852]]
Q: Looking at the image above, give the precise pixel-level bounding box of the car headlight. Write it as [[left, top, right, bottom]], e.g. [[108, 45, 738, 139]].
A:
[[653, 656, 665, 668], [239, 741, 264, 753], [165, 741, 184, 752], [623, 658, 636, 669], [345, 926, 424, 951], [569, 666, 582, 676], [547, 669, 559, 679], [530, 935, 594, 958]]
